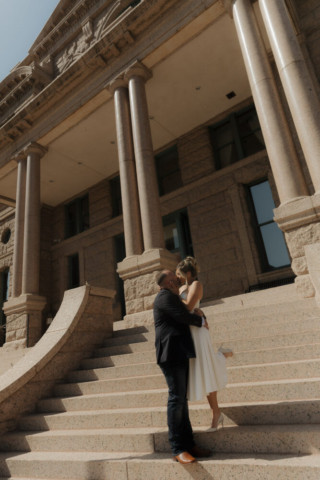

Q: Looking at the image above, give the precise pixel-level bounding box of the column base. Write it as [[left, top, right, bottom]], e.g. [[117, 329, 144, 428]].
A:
[[117, 248, 178, 327], [274, 193, 320, 298], [3, 294, 46, 349]]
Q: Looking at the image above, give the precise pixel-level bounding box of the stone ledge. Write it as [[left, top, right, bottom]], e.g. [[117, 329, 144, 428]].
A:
[[118, 249, 178, 280]]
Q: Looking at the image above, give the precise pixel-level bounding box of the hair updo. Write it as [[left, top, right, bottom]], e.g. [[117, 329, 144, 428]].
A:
[[177, 256, 200, 279]]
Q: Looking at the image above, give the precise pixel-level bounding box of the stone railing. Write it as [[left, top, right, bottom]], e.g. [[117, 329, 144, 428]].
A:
[[0, 284, 115, 435]]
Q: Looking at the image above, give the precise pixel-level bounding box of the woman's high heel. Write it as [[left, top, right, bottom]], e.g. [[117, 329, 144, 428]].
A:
[[210, 413, 224, 432], [218, 346, 233, 358]]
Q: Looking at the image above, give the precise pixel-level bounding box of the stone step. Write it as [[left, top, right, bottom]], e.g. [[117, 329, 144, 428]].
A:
[[113, 325, 154, 338], [103, 331, 154, 348], [67, 358, 320, 386], [80, 349, 156, 370], [155, 424, 320, 455], [1, 451, 320, 480], [19, 399, 320, 431], [81, 341, 320, 371], [212, 317, 320, 343], [1, 424, 320, 456], [102, 316, 320, 349], [37, 377, 320, 412], [203, 296, 317, 321], [0, 428, 157, 454], [95, 328, 320, 358], [1, 451, 319, 480]]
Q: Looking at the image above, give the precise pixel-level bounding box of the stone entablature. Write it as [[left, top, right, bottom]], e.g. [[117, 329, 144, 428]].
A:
[[0, 65, 52, 138], [0, 0, 182, 153]]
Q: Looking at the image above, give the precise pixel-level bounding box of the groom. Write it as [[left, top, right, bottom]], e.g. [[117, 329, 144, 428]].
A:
[[154, 270, 212, 464]]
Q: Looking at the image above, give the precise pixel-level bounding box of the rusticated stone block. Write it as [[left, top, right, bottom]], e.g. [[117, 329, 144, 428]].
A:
[[126, 298, 145, 315], [16, 328, 27, 341], [144, 293, 157, 311], [292, 256, 309, 276], [124, 271, 159, 302], [5, 330, 16, 343], [285, 222, 320, 259], [295, 274, 316, 298]]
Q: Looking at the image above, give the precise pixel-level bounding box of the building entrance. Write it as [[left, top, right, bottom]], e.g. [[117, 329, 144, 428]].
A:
[[0, 268, 10, 346]]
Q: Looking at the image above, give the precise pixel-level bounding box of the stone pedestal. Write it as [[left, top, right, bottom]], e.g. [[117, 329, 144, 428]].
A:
[[274, 194, 320, 298], [3, 294, 46, 350], [117, 249, 178, 327]]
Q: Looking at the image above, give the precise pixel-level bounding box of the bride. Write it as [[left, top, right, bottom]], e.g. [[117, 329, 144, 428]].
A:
[[176, 256, 233, 430]]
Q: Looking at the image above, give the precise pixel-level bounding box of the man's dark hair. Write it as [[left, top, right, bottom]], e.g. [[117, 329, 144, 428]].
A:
[[156, 270, 169, 287]]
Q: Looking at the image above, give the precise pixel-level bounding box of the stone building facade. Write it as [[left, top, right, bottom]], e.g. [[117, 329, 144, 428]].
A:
[[0, 0, 320, 348]]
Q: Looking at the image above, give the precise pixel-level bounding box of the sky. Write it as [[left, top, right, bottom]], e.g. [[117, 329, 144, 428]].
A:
[[0, 0, 59, 82]]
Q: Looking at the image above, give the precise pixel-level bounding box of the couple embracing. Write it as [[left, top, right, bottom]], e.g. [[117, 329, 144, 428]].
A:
[[153, 257, 233, 464]]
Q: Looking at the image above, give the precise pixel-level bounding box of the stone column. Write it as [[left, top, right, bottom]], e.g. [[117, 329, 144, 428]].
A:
[[12, 153, 27, 298], [113, 62, 177, 327], [3, 143, 47, 349], [125, 61, 165, 250], [22, 143, 47, 295], [232, 0, 308, 204], [107, 76, 143, 258], [259, 0, 320, 194]]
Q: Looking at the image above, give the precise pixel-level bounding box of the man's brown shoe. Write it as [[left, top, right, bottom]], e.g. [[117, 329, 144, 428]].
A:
[[188, 445, 213, 458], [173, 452, 197, 464]]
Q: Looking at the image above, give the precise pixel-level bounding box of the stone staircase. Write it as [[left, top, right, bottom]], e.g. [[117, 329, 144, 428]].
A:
[[1, 285, 320, 479]]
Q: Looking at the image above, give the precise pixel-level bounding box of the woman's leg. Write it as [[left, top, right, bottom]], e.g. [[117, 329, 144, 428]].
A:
[[207, 391, 221, 428]]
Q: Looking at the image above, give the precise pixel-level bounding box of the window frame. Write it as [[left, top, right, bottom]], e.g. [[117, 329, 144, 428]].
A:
[[110, 175, 123, 218], [155, 144, 183, 197], [0, 268, 10, 329], [209, 104, 264, 170], [162, 208, 193, 259], [68, 253, 80, 290], [65, 194, 90, 239], [246, 178, 290, 273]]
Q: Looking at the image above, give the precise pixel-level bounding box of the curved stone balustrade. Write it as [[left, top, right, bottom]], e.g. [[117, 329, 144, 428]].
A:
[[0, 284, 115, 435]]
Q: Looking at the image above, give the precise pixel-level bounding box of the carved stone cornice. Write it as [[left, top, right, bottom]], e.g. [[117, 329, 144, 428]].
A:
[[0, 64, 52, 131], [0, 0, 191, 151]]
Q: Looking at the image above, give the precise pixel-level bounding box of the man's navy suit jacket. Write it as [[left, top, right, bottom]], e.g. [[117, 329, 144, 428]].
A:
[[153, 288, 202, 365]]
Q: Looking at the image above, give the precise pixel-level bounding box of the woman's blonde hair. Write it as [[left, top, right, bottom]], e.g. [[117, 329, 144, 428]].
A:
[[176, 256, 200, 279]]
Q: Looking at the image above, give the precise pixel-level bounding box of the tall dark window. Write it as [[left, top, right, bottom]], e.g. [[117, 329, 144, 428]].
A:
[[110, 176, 123, 218], [163, 209, 193, 261], [68, 254, 80, 289], [210, 106, 265, 170], [0, 268, 10, 344], [155, 145, 183, 196], [65, 195, 90, 239], [114, 233, 126, 318], [248, 179, 290, 272]]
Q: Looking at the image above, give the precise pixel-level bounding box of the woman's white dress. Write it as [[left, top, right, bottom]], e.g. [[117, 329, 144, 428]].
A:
[[180, 291, 228, 402]]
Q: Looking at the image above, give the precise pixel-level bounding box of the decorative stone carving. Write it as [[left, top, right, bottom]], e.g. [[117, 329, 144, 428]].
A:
[[0, 220, 14, 257], [56, 38, 89, 74], [82, 18, 94, 43]]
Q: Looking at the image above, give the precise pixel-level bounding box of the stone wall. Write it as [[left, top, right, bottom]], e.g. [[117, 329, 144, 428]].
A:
[[51, 178, 123, 319], [296, 0, 320, 86]]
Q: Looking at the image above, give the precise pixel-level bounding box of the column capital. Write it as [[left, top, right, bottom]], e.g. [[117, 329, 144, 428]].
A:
[[24, 142, 48, 158], [13, 151, 27, 163], [107, 75, 127, 96], [221, 0, 234, 18], [124, 61, 152, 83], [222, 0, 256, 18]]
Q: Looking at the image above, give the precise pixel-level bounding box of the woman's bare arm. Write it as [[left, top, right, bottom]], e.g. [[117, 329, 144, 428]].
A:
[[182, 281, 203, 312]]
